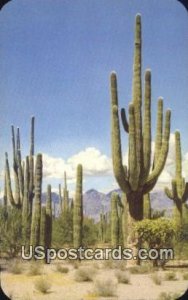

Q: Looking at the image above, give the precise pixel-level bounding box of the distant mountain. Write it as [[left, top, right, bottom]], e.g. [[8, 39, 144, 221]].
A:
[[0, 188, 174, 220]]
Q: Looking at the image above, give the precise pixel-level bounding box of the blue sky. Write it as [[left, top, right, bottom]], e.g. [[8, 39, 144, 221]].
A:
[[0, 0, 188, 195]]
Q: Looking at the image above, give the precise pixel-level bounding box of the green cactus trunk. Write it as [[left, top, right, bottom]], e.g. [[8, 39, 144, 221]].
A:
[[110, 14, 171, 263], [40, 206, 46, 247], [46, 184, 52, 248], [30, 154, 43, 248], [111, 193, 119, 248], [143, 193, 151, 219], [63, 171, 69, 211], [120, 193, 128, 247], [165, 131, 188, 228], [73, 164, 83, 249], [22, 156, 31, 250]]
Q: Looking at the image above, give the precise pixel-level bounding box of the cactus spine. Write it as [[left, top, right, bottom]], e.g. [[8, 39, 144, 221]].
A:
[[110, 14, 171, 222], [73, 164, 83, 248], [164, 131, 188, 226], [30, 154, 43, 248]]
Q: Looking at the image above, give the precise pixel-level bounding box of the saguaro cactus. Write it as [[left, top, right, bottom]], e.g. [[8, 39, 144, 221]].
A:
[[165, 131, 188, 226], [40, 206, 46, 247], [30, 154, 43, 248], [22, 156, 31, 248], [73, 164, 83, 249], [143, 193, 151, 219], [111, 193, 119, 248], [63, 171, 69, 211], [110, 14, 171, 222], [5, 117, 35, 210], [46, 184, 52, 248]]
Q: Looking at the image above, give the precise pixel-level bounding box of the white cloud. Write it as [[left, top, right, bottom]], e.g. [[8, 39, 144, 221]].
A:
[[43, 147, 112, 180]]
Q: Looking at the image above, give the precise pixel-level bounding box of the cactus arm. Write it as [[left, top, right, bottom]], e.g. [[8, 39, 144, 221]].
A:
[[153, 98, 163, 166], [16, 128, 24, 201], [30, 116, 35, 156], [5, 153, 16, 207], [132, 14, 142, 181], [111, 72, 130, 194], [145, 110, 171, 186], [128, 104, 139, 191], [121, 108, 129, 133], [164, 187, 174, 200], [142, 70, 151, 180], [182, 182, 188, 203], [11, 125, 16, 167]]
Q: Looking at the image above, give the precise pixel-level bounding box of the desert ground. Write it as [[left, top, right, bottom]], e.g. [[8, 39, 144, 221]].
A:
[[1, 258, 188, 300]]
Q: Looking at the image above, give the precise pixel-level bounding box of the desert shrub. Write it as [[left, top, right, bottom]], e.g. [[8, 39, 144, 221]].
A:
[[34, 276, 52, 294], [102, 259, 114, 269], [82, 217, 99, 246], [52, 209, 73, 247], [135, 218, 175, 267], [113, 260, 127, 271], [74, 267, 97, 282], [94, 278, 117, 297], [9, 260, 23, 274], [56, 264, 69, 273], [164, 272, 178, 281], [183, 272, 188, 280], [115, 270, 130, 284], [157, 292, 182, 300], [128, 264, 151, 274], [27, 262, 43, 276], [150, 273, 162, 285], [0, 206, 22, 258]]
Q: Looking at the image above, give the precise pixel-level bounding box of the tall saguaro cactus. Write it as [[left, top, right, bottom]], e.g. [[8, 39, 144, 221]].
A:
[[30, 154, 43, 248], [165, 131, 188, 226], [73, 164, 83, 249], [111, 193, 119, 248], [63, 171, 69, 211], [110, 14, 171, 222], [22, 156, 31, 248]]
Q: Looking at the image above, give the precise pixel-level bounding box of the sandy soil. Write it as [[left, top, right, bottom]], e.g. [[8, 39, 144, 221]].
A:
[[1, 259, 188, 300]]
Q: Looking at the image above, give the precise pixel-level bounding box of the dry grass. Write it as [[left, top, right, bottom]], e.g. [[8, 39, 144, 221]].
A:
[[34, 276, 52, 294], [74, 266, 97, 282], [93, 277, 117, 297], [114, 270, 131, 284], [164, 272, 178, 281], [9, 260, 24, 274], [27, 262, 43, 276], [150, 273, 162, 285], [55, 263, 69, 273]]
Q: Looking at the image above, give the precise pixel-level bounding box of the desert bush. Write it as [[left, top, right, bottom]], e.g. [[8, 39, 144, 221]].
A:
[[182, 272, 188, 280], [157, 292, 182, 300], [28, 262, 43, 276], [74, 267, 97, 282], [56, 264, 69, 273], [128, 264, 151, 274], [150, 273, 162, 285], [94, 278, 117, 297], [102, 259, 114, 269], [115, 270, 130, 284], [9, 260, 23, 274], [164, 272, 178, 281], [34, 276, 52, 294], [113, 260, 127, 271]]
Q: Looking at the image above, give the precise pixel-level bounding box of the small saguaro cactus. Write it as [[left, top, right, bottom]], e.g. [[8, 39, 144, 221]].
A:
[[110, 14, 171, 223], [73, 164, 83, 249], [111, 193, 119, 248], [30, 153, 43, 248], [99, 208, 107, 243], [46, 184, 52, 248], [63, 171, 69, 211], [165, 131, 188, 227]]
